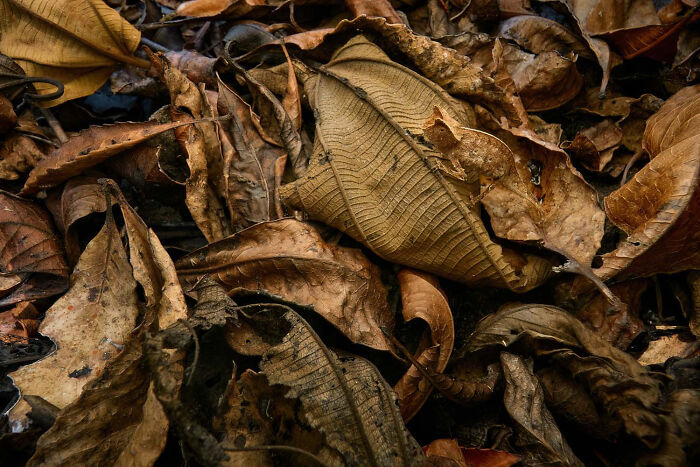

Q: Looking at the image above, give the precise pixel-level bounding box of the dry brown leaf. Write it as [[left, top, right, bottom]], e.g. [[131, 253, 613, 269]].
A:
[[424, 439, 520, 467], [215, 370, 344, 466], [345, 0, 402, 23], [638, 334, 700, 365], [176, 218, 394, 350], [0, 301, 39, 344], [281, 36, 551, 291], [0, 190, 69, 306], [0, 95, 16, 133], [0, 133, 45, 181], [20, 119, 200, 196], [576, 279, 648, 349], [562, 119, 623, 172], [176, 0, 265, 17], [537, 365, 621, 440], [8, 207, 139, 426], [150, 52, 230, 242], [472, 114, 605, 267], [591, 87, 700, 282], [497, 14, 593, 58], [217, 77, 287, 231], [490, 39, 583, 112], [643, 84, 700, 158], [394, 269, 454, 421], [257, 307, 424, 466], [468, 304, 666, 449], [0, 0, 149, 106], [498, 0, 534, 17], [501, 352, 583, 467]]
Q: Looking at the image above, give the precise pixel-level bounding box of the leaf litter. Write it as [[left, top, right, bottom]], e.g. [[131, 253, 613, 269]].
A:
[[0, 1, 699, 465]]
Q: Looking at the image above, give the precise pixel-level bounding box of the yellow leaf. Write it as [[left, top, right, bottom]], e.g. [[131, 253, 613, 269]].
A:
[[0, 0, 149, 107]]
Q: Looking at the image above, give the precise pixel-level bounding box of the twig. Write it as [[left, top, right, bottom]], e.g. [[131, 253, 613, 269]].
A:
[[620, 149, 643, 187], [179, 318, 200, 386], [38, 107, 68, 144], [221, 444, 330, 467], [140, 37, 171, 53]]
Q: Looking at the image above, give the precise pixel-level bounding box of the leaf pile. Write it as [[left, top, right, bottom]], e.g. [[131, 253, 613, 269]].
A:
[[0, 1, 699, 466]]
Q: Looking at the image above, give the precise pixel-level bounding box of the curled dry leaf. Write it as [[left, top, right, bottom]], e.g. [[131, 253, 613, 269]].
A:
[[281, 36, 551, 291], [20, 119, 200, 196], [537, 365, 621, 440], [576, 279, 648, 349], [150, 51, 230, 242], [0, 133, 45, 181], [215, 369, 344, 466], [424, 438, 520, 467], [562, 119, 624, 172], [394, 269, 454, 421], [256, 307, 424, 466], [592, 85, 700, 282], [0, 190, 69, 306], [217, 77, 287, 231], [8, 208, 139, 426], [497, 15, 593, 58], [491, 39, 583, 112], [500, 352, 583, 467], [346, 0, 403, 24], [0, 301, 39, 344], [176, 219, 394, 350], [0, 0, 149, 106], [468, 304, 666, 449], [473, 114, 605, 267]]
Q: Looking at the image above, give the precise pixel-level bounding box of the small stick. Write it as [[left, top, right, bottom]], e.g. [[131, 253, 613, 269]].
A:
[[38, 107, 68, 144], [222, 444, 330, 467]]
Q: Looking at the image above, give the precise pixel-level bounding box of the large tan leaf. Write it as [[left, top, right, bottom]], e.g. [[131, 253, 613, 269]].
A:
[[176, 219, 394, 350], [281, 36, 551, 291], [0, 190, 69, 306], [258, 308, 424, 466], [8, 209, 139, 425], [0, 0, 149, 106], [590, 86, 700, 282], [394, 269, 454, 422]]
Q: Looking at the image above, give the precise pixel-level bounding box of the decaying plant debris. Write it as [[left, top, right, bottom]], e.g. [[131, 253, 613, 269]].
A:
[[0, 0, 699, 466]]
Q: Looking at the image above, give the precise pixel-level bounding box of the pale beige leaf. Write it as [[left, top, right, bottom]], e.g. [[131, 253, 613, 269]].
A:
[[8, 213, 139, 424], [0, 0, 149, 106], [281, 36, 551, 291]]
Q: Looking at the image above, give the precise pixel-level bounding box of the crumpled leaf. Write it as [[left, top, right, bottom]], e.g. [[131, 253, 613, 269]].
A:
[[215, 369, 344, 466], [562, 119, 624, 172], [22, 181, 186, 465], [468, 304, 667, 449], [497, 14, 593, 59], [346, 0, 402, 23], [0, 190, 69, 306], [423, 438, 519, 467], [394, 269, 454, 421], [536, 365, 621, 440], [217, 76, 287, 231], [0, 301, 39, 344], [472, 112, 605, 266], [576, 279, 648, 349], [501, 352, 583, 467], [281, 36, 552, 291], [592, 85, 700, 282], [638, 334, 700, 366], [150, 51, 230, 242], [176, 219, 394, 350], [8, 205, 139, 426], [490, 39, 583, 112], [0, 132, 45, 181], [0, 0, 150, 106], [256, 306, 424, 466], [20, 119, 200, 196]]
